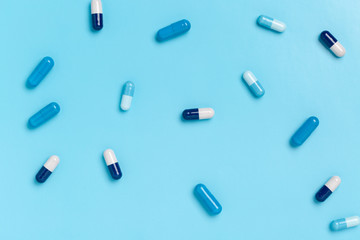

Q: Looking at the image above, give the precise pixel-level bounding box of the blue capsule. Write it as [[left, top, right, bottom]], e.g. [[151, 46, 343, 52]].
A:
[[194, 184, 222, 215], [257, 15, 286, 32], [120, 81, 135, 111], [28, 102, 60, 128], [182, 108, 214, 120], [103, 149, 122, 180], [156, 19, 191, 42], [242, 71, 265, 97], [91, 0, 103, 30], [320, 31, 346, 57], [27, 57, 54, 88], [331, 216, 360, 231], [290, 116, 319, 147], [36, 155, 60, 183]]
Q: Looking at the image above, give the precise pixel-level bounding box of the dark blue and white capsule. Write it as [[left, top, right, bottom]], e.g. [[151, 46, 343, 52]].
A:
[[257, 15, 286, 32], [91, 0, 103, 30], [156, 19, 191, 42], [243, 71, 265, 98], [36, 155, 60, 183], [194, 184, 222, 215], [28, 102, 60, 128], [320, 31, 346, 57], [330, 216, 360, 231], [290, 116, 319, 147], [103, 149, 122, 180], [315, 176, 341, 202], [27, 57, 54, 88], [182, 108, 214, 120]]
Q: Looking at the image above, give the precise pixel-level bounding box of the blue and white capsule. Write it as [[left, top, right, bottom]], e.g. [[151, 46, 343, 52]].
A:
[[242, 71, 265, 97], [194, 184, 222, 215], [103, 149, 122, 180], [290, 116, 319, 147], [36, 155, 60, 183], [156, 19, 191, 42], [315, 176, 341, 202], [182, 108, 214, 120], [331, 216, 360, 231], [120, 81, 135, 111], [27, 57, 54, 88], [91, 0, 103, 30], [320, 31, 346, 57], [257, 15, 286, 32], [28, 102, 60, 128]]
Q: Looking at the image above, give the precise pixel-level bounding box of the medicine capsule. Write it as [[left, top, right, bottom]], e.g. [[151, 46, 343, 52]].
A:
[[36, 155, 60, 183], [257, 15, 286, 32], [320, 31, 346, 57], [330, 216, 360, 231], [182, 108, 214, 120], [290, 116, 319, 147], [156, 19, 191, 42], [28, 102, 60, 128], [315, 176, 341, 202], [91, 0, 103, 30], [194, 184, 222, 215], [103, 149, 122, 180], [242, 71, 265, 97], [27, 57, 54, 88], [120, 81, 135, 111]]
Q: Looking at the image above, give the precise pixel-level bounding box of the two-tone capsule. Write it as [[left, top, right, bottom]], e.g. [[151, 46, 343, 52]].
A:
[[120, 81, 135, 111], [257, 15, 286, 33], [182, 108, 214, 120], [320, 31, 346, 57], [315, 176, 341, 202], [194, 184, 222, 215], [28, 102, 60, 128], [156, 19, 191, 42], [27, 57, 54, 88], [91, 0, 103, 30], [103, 149, 122, 180], [330, 216, 360, 231], [36, 155, 60, 183], [290, 116, 319, 147], [242, 71, 265, 98]]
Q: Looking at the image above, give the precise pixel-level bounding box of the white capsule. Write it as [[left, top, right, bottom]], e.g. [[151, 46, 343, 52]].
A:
[[44, 155, 60, 172], [325, 176, 341, 192]]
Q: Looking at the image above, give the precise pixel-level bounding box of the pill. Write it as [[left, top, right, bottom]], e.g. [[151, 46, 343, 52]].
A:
[[36, 155, 60, 183], [103, 149, 122, 180], [91, 0, 103, 30], [242, 71, 265, 98], [330, 216, 360, 231], [26, 57, 54, 88], [28, 102, 60, 128], [120, 81, 135, 111], [320, 31, 345, 57], [194, 184, 222, 215], [315, 176, 341, 202], [156, 19, 191, 42], [182, 108, 214, 120], [290, 116, 319, 147], [257, 15, 286, 32]]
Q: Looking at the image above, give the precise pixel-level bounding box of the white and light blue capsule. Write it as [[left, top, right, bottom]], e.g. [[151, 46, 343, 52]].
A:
[[330, 216, 360, 231], [120, 81, 135, 111], [242, 71, 265, 98], [257, 15, 286, 33]]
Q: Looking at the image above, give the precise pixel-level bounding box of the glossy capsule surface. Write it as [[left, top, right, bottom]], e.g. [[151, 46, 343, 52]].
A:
[[320, 31, 346, 57], [27, 57, 54, 88], [156, 19, 191, 42], [120, 81, 135, 111], [182, 108, 214, 120], [242, 71, 265, 97], [36, 155, 60, 183], [290, 116, 319, 147], [315, 176, 341, 202], [194, 184, 222, 215], [331, 216, 360, 231], [257, 15, 286, 32], [103, 149, 122, 180], [28, 102, 60, 128], [91, 0, 103, 30]]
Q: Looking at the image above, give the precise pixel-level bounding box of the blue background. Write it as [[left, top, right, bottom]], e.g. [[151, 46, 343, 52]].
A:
[[1, 0, 359, 239]]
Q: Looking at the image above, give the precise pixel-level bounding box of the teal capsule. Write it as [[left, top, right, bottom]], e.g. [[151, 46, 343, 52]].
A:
[[330, 216, 360, 231], [194, 184, 222, 215], [27, 57, 54, 88], [28, 102, 60, 128]]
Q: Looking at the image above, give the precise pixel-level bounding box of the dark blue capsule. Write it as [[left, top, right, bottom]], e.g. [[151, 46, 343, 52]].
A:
[[36, 156, 60, 183], [156, 19, 191, 42], [290, 116, 319, 147], [108, 163, 122, 180], [315, 185, 332, 202], [36, 166, 52, 183], [91, 0, 103, 30], [320, 31, 337, 48], [28, 102, 61, 128]]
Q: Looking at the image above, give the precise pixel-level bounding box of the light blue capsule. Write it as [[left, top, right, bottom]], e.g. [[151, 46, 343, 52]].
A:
[[290, 116, 319, 147], [27, 57, 54, 88], [242, 71, 265, 98], [257, 15, 286, 32], [28, 102, 60, 128], [120, 81, 135, 111], [194, 184, 222, 215], [330, 216, 360, 231], [156, 19, 191, 42]]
